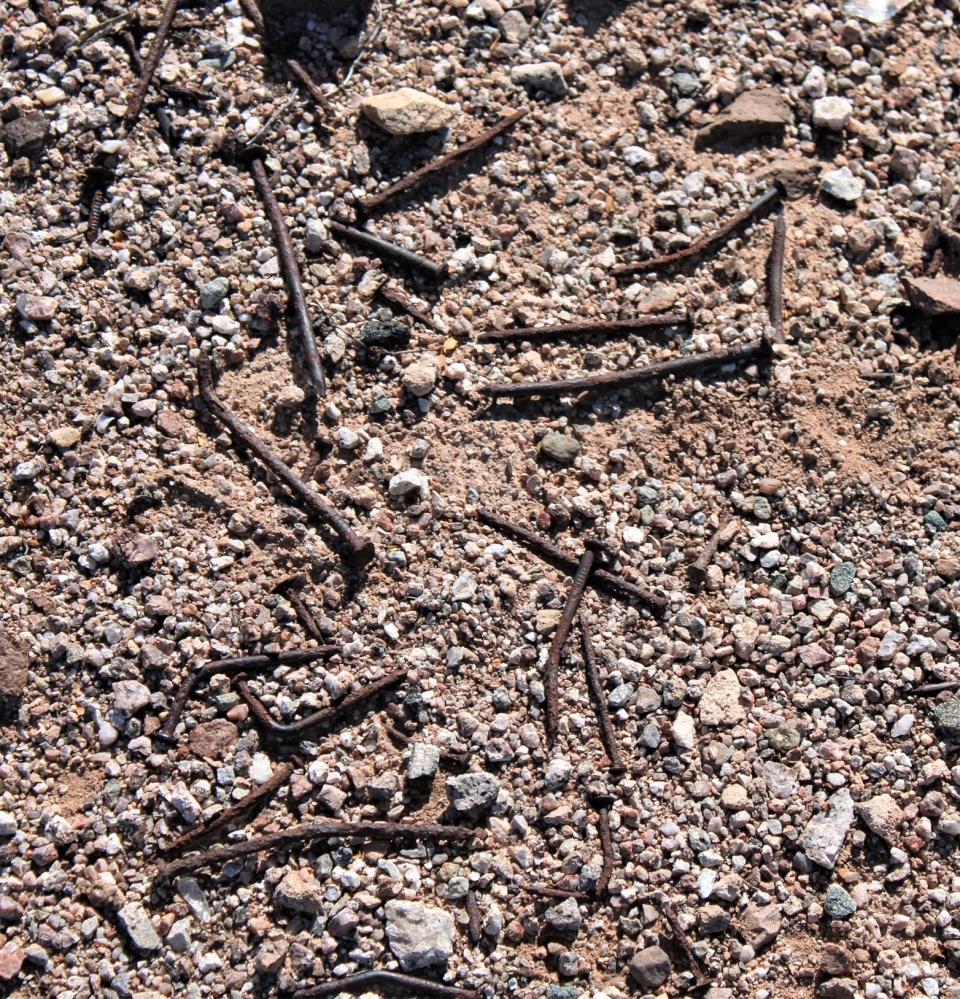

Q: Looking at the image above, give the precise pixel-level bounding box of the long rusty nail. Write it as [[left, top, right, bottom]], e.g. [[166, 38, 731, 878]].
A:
[[766, 207, 786, 343], [688, 517, 739, 590], [124, 0, 179, 130], [579, 611, 625, 774], [196, 356, 373, 566], [329, 221, 446, 281], [292, 970, 479, 999], [544, 539, 609, 746]]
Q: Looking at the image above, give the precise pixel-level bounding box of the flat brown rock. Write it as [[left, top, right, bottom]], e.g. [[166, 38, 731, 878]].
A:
[[697, 88, 793, 147], [188, 719, 239, 759], [903, 275, 960, 316], [753, 157, 819, 199]]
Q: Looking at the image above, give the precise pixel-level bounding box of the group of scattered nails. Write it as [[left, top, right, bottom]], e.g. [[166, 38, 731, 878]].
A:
[[61, 1, 805, 994]]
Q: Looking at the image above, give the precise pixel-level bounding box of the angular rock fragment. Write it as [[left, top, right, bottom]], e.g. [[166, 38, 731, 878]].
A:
[[360, 89, 453, 135], [445, 772, 499, 819], [117, 903, 162, 952], [903, 275, 960, 317], [741, 902, 781, 950], [699, 669, 745, 726], [858, 793, 903, 844], [629, 945, 671, 990], [274, 870, 325, 914], [384, 900, 455, 969], [697, 88, 793, 147], [2, 113, 49, 158], [800, 789, 854, 869], [510, 62, 567, 95]]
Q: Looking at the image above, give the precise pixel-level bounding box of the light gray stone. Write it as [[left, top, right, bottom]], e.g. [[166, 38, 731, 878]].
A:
[[384, 900, 455, 969]]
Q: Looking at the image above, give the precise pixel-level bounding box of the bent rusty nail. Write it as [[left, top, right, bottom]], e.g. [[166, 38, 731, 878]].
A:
[[158, 648, 337, 742], [688, 517, 739, 590], [196, 357, 374, 566], [285, 58, 328, 106], [160, 762, 294, 855], [579, 611, 625, 774], [236, 667, 407, 741], [478, 312, 690, 345], [292, 971, 479, 999], [361, 109, 527, 213], [155, 819, 480, 878], [124, 0, 179, 129], [245, 152, 326, 397], [476, 509, 667, 612], [479, 337, 773, 401], [766, 207, 786, 343], [544, 540, 607, 746], [613, 186, 781, 277], [329, 221, 446, 280]]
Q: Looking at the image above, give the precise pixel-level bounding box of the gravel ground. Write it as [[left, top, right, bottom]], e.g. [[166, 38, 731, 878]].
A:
[[3, 0, 960, 997]]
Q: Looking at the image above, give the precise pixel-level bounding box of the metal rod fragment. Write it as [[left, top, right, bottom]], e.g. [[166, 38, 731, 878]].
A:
[[688, 517, 739, 590], [285, 58, 327, 105], [596, 807, 614, 897], [478, 313, 689, 345], [579, 612, 624, 773], [476, 509, 666, 612], [237, 668, 407, 741], [292, 971, 479, 999], [330, 221, 446, 280], [910, 681, 960, 696], [543, 542, 604, 745], [466, 889, 482, 944], [124, 0, 180, 129], [660, 898, 710, 988], [155, 820, 481, 878], [275, 575, 324, 641], [522, 883, 592, 901], [160, 762, 294, 855], [361, 110, 527, 213], [159, 648, 337, 742], [196, 357, 374, 566], [479, 338, 772, 401], [766, 208, 786, 342], [247, 155, 326, 396], [613, 186, 781, 277], [376, 282, 440, 331]]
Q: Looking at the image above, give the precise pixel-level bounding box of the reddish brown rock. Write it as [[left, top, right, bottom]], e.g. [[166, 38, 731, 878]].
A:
[[0, 940, 24, 981], [697, 89, 793, 147], [188, 719, 238, 759], [903, 275, 960, 317]]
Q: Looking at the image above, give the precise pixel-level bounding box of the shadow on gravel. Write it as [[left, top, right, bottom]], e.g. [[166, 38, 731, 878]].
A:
[[564, 0, 639, 35]]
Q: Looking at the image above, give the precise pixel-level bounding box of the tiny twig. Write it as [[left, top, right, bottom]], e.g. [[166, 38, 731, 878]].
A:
[[325, 0, 383, 96], [196, 357, 374, 566], [236, 668, 407, 741], [160, 762, 294, 855], [479, 338, 772, 401], [687, 517, 739, 589], [360, 110, 527, 214], [478, 312, 689, 345], [543, 541, 607, 746], [125, 0, 180, 130], [579, 611, 624, 773], [292, 971, 478, 999], [476, 509, 666, 612], [766, 207, 786, 342], [330, 221, 446, 280], [613, 187, 781, 277], [76, 10, 136, 47], [158, 648, 337, 742], [155, 819, 480, 878], [246, 153, 326, 396]]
